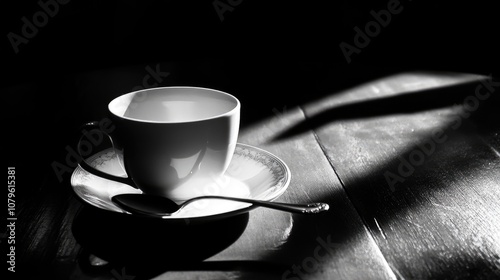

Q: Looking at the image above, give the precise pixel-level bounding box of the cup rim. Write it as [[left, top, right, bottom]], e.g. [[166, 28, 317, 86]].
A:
[[108, 86, 240, 124]]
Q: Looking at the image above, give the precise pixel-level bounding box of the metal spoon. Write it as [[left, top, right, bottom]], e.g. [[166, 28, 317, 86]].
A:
[[112, 193, 329, 217]]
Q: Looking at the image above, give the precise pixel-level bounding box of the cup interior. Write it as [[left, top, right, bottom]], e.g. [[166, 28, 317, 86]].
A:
[[109, 87, 239, 123]]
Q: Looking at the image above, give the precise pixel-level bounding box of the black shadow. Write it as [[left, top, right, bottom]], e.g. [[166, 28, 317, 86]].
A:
[[273, 78, 485, 141], [72, 206, 249, 279]]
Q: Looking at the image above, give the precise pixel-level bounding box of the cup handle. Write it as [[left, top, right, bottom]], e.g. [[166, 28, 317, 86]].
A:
[[77, 121, 137, 188]]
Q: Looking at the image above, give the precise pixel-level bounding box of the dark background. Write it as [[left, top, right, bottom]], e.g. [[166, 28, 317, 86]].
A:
[[2, 0, 499, 197]]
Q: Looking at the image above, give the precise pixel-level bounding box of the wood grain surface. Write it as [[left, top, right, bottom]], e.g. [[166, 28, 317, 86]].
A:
[[12, 71, 500, 280], [300, 72, 500, 279]]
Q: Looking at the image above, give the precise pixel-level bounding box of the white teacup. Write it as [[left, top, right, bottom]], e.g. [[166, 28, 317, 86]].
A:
[[77, 86, 240, 198]]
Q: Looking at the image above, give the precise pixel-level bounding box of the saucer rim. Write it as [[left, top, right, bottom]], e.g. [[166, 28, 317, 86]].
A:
[[70, 143, 291, 221]]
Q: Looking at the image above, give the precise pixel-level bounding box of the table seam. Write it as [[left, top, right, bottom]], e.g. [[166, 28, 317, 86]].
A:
[[298, 105, 399, 280]]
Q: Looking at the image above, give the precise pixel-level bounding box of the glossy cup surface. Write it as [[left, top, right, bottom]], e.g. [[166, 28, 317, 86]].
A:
[[107, 87, 240, 197]]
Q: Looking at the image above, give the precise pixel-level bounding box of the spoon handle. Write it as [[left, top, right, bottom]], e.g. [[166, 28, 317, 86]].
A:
[[183, 196, 329, 214]]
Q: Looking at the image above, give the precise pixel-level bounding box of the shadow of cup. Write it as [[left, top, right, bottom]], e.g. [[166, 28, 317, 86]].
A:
[[72, 206, 249, 278]]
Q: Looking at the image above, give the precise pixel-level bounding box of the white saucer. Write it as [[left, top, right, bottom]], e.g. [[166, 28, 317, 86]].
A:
[[71, 143, 291, 221]]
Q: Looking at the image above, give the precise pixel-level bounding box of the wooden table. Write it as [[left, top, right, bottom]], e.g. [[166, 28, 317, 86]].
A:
[[12, 70, 500, 279]]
